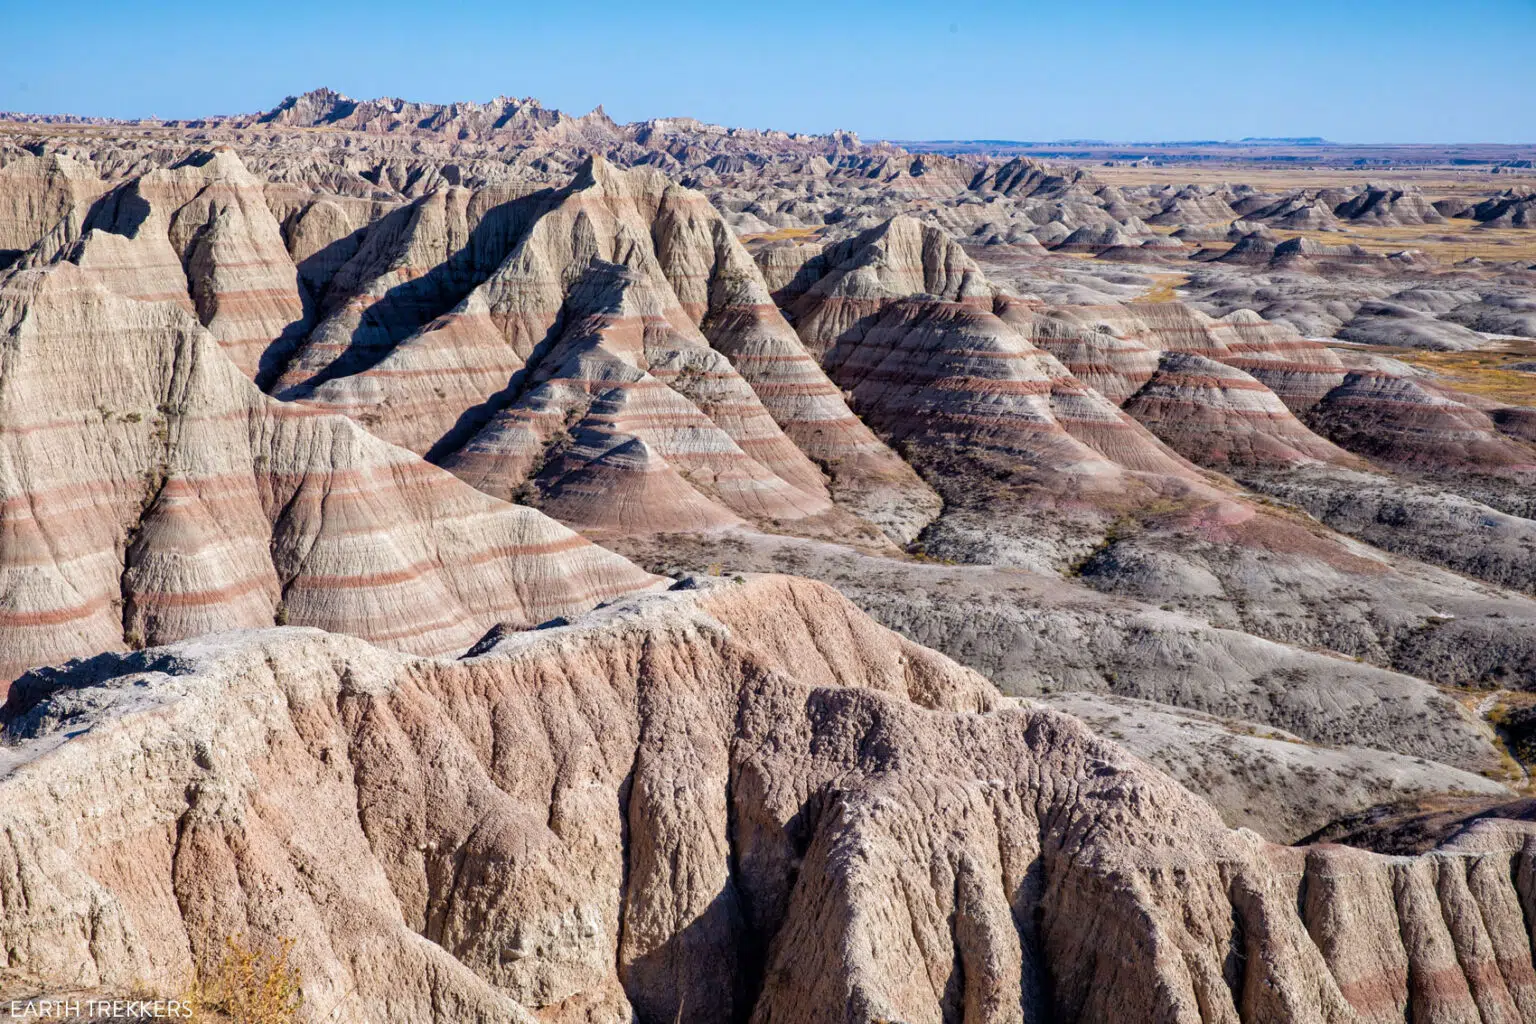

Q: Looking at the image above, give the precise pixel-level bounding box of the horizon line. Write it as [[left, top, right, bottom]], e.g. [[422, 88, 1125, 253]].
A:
[[1, 90, 1533, 151]]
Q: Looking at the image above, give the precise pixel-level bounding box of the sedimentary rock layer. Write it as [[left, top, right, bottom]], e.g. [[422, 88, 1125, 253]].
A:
[[273, 158, 937, 541], [0, 263, 656, 686], [46, 149, 308, 379], [4, 576, 1535, 1023], [1124, 351, 1362, 469]]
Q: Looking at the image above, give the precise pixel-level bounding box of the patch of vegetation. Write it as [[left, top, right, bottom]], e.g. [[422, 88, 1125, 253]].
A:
[[1391, 346, 1536, 407], [1487, 700, 1536, 767], [738, 226, 823, 245], [1132, 273, 1188, 303], [182, 934, 303, 1024], [904, 543, 957, 565], [1064, 516, 1134, 578]]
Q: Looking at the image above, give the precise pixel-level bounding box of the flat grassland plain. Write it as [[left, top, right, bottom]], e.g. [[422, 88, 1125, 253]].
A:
[[1081, 144, 1536, 386]]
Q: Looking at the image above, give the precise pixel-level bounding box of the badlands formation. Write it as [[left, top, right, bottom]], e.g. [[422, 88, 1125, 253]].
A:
[[2, 91, 1536, 1021]]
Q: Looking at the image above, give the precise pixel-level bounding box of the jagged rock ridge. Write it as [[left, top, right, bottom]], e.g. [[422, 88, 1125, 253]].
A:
[[4, 577, 1536, 1023]]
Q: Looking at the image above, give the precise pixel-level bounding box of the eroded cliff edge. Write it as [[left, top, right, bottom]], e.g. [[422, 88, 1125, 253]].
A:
[[3, 575, 1535, 1024]]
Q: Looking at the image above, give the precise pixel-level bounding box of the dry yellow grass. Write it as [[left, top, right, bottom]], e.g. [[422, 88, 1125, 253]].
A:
[[737, 226, 823, 244], [1267, 220, 1536, 263], [182, 935, 303, 1024], [1361, 341, 1536, 407], [1134, 273, 1189, 303], [1090, 165, 1536, 261], [1412, 358, 1536, 405]]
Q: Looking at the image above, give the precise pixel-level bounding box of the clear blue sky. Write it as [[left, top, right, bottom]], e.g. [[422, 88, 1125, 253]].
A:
[[1, 0, 1532, 143]]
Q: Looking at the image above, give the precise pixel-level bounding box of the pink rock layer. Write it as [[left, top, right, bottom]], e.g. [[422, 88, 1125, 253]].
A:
[[287, 158, 933, 541], [0, 263, 658, 688], [1310, 371, 1536, 475], [1124, 352, 1365, 469], [441, 261, 879, 541], [823, 298, 1201, 486]]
